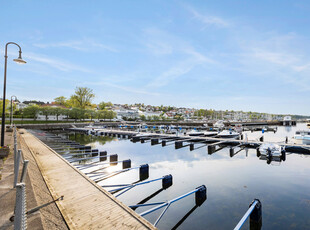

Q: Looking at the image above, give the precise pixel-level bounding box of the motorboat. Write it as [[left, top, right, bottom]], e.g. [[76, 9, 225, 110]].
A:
[[187, 130, 205, 136], [234, 124, 243, 133], [258, 143, 285, 157], [283, 116, 292, 126], [293, 130, 310, 145], [187, 130, 218, 137], [216, 130, 239, 139], [203, 131, 218, 137], [257, 143, 286, 164], [213, 120, 225, 129]]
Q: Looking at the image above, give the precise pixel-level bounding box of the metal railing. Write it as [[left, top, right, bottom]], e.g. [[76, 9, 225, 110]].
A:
[[15, 183, 27, 230]]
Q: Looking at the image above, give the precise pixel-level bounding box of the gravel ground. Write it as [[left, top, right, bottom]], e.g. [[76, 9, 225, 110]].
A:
[[0, 130, 68, 230]]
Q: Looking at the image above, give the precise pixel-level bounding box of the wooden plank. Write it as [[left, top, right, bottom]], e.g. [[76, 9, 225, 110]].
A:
[[20, 129, 156, 230]]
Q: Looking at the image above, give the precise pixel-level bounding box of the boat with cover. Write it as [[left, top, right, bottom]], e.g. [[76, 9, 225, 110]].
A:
[[293, 130, 310, 145], [187, 130, 218, 137], [258, 143, 285, 157], [213, 120, 225, 129], [257, 143, 286, 164], [216, 130, 239, 139]]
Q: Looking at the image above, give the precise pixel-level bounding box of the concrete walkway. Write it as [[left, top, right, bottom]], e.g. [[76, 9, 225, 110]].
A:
[[0, 130, 68, 230]]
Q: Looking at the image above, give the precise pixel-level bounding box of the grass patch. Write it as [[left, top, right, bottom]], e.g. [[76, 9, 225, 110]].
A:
[[10, 120, 91, 125]]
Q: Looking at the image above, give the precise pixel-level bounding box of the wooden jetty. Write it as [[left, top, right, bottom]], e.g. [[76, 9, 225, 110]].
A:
[[68, 127, 310, 155], [19, 129, 156, 230]]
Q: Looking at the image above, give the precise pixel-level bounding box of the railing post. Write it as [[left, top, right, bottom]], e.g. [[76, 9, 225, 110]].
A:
[[20, 160, 29, 183], [13, 150, 21, 188], [14, 183, 27, 230]]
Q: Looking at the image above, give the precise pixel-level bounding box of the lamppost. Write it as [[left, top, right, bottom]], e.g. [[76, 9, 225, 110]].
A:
[[1, 42, 26, 147], [10, 95, 17, 126]]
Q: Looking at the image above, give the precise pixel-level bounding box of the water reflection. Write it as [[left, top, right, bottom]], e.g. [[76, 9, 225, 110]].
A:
[[64, 123, 310, 229]]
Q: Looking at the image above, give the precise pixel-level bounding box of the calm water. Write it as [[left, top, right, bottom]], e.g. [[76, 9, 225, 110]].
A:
[[64, 123, 310, 230]]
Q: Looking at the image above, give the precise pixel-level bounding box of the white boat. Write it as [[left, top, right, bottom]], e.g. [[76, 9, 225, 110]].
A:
[[293, 130, 310, 145], [217, 130, 239, 139], [257, 143, 286, 164], [187, 130, 205, 136], [258, 143, 285, 157], [187, 130, 218, 137], [234, 124, 243, 133], [214, 120, 225, 129], [283, 116, 292, 126], [203, 131, 218, 137]]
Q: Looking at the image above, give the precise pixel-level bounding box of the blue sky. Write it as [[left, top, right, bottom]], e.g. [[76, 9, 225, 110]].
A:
[[1, 0, 310, 115]]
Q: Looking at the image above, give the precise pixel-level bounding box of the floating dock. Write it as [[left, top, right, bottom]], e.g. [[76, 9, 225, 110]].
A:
[[68, 127, 310, 155], [19, 129, 156, 230]]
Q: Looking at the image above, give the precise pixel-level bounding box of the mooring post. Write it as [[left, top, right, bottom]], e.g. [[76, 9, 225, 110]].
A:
[[110, 154, 118, 165], [208, 145, 216, 154], [122, 159, 131, 169], [189, 143, 194, 151], [234, 199, 262, 230], [139, 164, 149, 181], [175, 141, 183, 149], [99, 151, 107, 161], [151, 139, 159, 145], [195, 185, 207, 206], [230, 148, 234, 157], [14, 183, 27, 230], [91, 149, 99, 157], [281, 149, 286, 161], [162, 174, 173, 189], [249, 199, 262, 230]]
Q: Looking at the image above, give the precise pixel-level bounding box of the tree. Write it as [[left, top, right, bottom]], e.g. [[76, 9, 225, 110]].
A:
[[70, 87, 95, 109], [23, 105, 40, 120], [54, 96, 67, 106], [0, 99, 10, 115], [86, 109, 97, 121], [140, 115, 146, 121], [40, 107, 52, 121], [98, 102, 106, 110], [50, 107, 66, 121], [69, 108, 82, 121]]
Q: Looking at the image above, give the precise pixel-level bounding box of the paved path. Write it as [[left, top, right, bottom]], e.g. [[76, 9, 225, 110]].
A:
[[20, 129, 155, 230]]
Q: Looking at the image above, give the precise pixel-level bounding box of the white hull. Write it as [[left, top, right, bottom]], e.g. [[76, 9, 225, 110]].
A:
[[294, 137, 310, 145]]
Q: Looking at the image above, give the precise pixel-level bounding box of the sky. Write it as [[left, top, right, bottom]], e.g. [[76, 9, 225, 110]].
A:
[[0, 0, 310, 115]]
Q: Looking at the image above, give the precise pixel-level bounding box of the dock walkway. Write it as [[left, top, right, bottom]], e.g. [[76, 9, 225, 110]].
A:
[[20, 129, 156, 230], [74, 128, 310, 154]]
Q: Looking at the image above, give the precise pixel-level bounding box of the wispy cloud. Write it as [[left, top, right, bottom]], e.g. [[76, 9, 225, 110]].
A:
[[147, 49, 216, 87], [33, 39, 118, 53], [237, 34, 310, 92], [141, 27, 217, 87], [187, 7, 229, 28], [25, 52, 92, 73], [86, 81, 161, 96]]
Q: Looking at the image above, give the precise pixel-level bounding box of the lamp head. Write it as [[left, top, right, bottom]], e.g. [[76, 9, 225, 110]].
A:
[[13, 51, 26, 64]]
